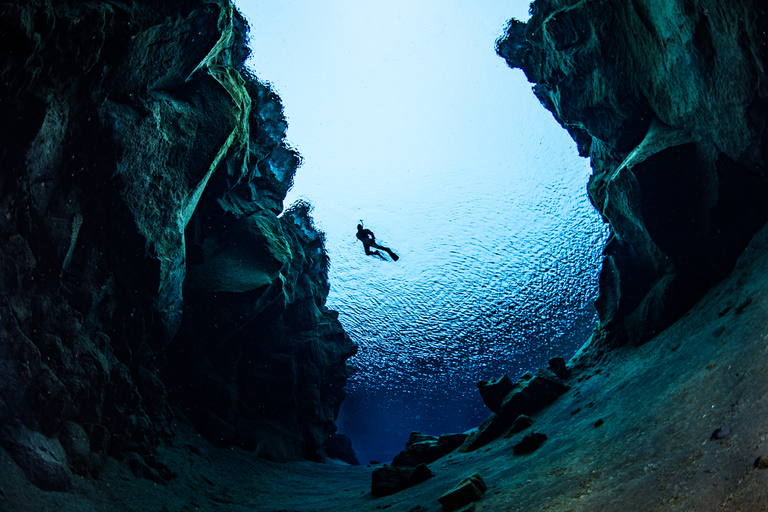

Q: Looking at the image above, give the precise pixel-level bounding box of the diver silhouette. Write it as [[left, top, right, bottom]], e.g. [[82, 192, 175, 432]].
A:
[[356, 224, 399, 261]]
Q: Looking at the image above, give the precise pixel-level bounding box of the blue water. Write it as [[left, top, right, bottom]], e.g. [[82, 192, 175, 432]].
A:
[[301, 158, 608, 464], [240, 0, 609, 465]]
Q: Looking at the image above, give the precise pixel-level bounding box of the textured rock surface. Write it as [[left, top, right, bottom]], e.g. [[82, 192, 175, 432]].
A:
[[166, 200, 357, 461], [392, 432, 468, 468], [498, 0, 768, 351], [0, 0, 355, 481], [1, 421, 73, 492], [461, 367, 568, 452], [326, 433, 360, 465], [1, 0, 767, 509], [437, 472, 487, 512], [511, 432, 547, 455], [476, 374, 514, 414], [370, 463, 433, 497]]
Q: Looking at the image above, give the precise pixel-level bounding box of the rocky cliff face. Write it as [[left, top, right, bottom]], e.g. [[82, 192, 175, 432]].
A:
[[498, 0, 768, 353], [0, 0, 355, 478]]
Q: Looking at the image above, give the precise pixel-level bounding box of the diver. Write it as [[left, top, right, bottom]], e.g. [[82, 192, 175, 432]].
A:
[[356, 223, 399, 261]]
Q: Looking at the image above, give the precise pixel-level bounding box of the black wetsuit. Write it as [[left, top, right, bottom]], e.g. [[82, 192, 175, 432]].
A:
[[356, 226, 399, 261]]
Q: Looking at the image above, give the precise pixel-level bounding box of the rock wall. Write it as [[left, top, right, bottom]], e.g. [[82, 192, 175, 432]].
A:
[[0, 0, 355, 477], [497, 0, 768, 352]]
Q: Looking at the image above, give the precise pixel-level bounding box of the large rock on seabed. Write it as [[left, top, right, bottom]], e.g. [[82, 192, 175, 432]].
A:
[[497, 0, 768, 355], [0, 0, 356, 480]]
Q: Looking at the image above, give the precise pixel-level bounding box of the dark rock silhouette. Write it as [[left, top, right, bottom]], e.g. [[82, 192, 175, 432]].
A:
[[0, 0, 355, 481], [497, 0, 768, 352], [498, 369, 569, 423], [461, 367, 568, 452], [437, 472, 487, 511], [2, 0, 768, 509], [0, 422, 73, 492], [392, 432, 468, 467], [477, 374, 515, 414], [512, 432, 547, 455], [371, 463, 433, 497], [326, 433, 360, 465], [505, 414, 534, 437]]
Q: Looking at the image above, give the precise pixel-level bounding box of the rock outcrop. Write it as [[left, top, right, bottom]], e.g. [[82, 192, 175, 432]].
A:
[[461, 364, 569, 452], [0, 0, 355, 480], [391, 432, 468, 467], [371, 463, 434, 497], [497, 0, 768, 352], [437, 472, 488, 512]]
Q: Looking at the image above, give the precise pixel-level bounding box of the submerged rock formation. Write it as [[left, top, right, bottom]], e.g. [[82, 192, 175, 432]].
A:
[[0, 0, 355, 479], [497, 0, 768, 352]]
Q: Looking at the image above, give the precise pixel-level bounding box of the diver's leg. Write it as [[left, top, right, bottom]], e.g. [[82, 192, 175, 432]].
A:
[[364, 244, 385, 259], [371, 242, 399, 261]]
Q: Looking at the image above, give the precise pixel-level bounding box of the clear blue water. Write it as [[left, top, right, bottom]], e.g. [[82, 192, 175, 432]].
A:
[[239, 0, 610, 464], [310, 157, 607, 464]]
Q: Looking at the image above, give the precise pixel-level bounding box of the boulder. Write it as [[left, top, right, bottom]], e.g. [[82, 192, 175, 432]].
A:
[[437, 472, 487, 511], [513, 433, 547, 455], [548, 357, 571, 380], [326, 433, 359, 466], [392, 432, 468, 467], [497, 0, 768, 352], [505, 415, 534, 437], [1, 422, 72, 491], [58, 421, 90, 476], [498, 369, 569, 423], [459, 415, 508, 453], [371, 463, 433, 497], [461, 369, 567, 452], [477, 374, 514, 413]]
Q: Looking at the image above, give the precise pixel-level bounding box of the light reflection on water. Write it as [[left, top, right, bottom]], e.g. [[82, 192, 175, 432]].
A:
[[292, 152, 609, 464], [240, 0, 610, 466]]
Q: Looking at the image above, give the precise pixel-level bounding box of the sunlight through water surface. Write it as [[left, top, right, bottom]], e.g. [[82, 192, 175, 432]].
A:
[[238, 0, 609, 463]]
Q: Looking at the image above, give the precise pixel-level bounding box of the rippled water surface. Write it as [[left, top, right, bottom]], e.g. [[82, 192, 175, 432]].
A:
[[314, 153, 607, 463], [241, 0, 610, 464]]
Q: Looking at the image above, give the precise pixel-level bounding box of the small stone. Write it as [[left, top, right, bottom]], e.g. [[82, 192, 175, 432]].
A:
[[505, 415, 534, 437], [1, 422, 73, 491], [594, 418, 605, 428], [458, 414, 508, 452], [437, 472, 487, 511], [755, 455, 768, 469], [511, 414, 534, 433], [477, 375, 514, 413], [548, 357, 571, 380], [498, 369, 569, 423], [393, 431, 468, 466], [326, 433, 360, 465], [122, 452, 167, 485], [513, 432, 547, 455], [711, 425, 730, 440], [371, 463, 433, 497]]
